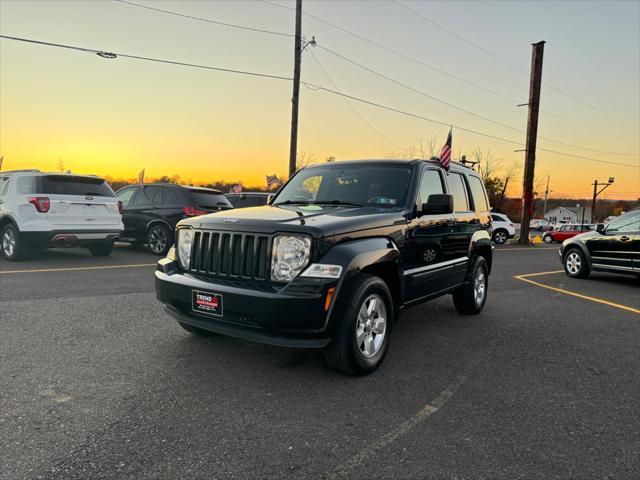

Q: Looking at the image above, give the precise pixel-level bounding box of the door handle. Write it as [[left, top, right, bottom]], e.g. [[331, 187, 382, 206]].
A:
[[620, 236, 631, 242]]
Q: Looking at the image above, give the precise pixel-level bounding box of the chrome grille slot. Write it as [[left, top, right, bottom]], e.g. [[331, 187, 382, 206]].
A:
[[189, 230, 271, 280]]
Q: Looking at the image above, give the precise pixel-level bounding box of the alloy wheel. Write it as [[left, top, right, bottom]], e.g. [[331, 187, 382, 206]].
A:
[[2, 228, 16, 257], [494, 231, 507, 244], [148, 227, 168, 254], [565, 252, 582, 275], [474, 267, 486, 307], [355, 294, 387, 358]]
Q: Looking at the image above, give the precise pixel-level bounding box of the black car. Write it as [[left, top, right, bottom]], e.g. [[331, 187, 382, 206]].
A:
[[116, 183, 232, 255], [155, 159, 493, 375], [225, 192, 271, 209], [560, 209, 640, 279]]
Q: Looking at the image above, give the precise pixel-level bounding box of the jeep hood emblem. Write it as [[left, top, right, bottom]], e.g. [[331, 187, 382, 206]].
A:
[[223, 217, 239, 223]]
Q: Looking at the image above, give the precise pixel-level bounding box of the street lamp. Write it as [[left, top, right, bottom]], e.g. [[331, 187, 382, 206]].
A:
[[590, 177, 615, 223]]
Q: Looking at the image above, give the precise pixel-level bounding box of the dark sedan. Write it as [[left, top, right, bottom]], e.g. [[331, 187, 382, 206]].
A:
[[560, 210, 640, 279]]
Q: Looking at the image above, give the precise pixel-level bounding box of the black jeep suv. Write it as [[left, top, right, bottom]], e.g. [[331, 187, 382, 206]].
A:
[[155, 160, 493, 375]]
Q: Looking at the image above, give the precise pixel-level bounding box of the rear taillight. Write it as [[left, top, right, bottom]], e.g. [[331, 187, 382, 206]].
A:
[[117, 200, 123, 214], [182, 205, 208, 216], [28, 196, 50, 213]]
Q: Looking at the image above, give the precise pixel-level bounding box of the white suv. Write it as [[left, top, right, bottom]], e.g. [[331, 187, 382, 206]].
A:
[[490, 213, 517, 244], [0, 170, 123, 260]]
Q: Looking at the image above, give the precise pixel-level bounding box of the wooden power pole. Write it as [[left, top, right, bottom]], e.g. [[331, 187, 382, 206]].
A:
[[519, 41, 545, 245], [288, 0, 302, 178]]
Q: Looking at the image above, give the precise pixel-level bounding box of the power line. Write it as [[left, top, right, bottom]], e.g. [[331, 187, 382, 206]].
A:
[[115, 0, 293, 37], [307, 49, 402, 148], [2, 33, 638, 170], [392, 0, 640, 130], [317, 43, 639, 156], [262, 0, 640, 144]]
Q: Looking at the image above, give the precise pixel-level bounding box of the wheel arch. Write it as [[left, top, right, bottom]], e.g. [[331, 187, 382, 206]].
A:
[[0, 215, 19, 231], [146, 219, 173, 236], [469, 230, 493, 274]]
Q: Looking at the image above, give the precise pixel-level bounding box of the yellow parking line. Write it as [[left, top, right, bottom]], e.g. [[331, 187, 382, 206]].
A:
[[515, 271, 640, 315], [496, 247, 557, 251], [0, 263, 156, 275]]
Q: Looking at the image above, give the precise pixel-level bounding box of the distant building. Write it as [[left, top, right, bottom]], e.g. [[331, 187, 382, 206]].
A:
[[544, 206, 592, 224]]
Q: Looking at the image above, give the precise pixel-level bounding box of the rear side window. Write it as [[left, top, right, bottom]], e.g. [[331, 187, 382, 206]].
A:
[[467, 176, 489, 211], [491, 214, 503, 222], [418, 169, 444, 204], [188, 190, 231, 208], [39, 175, 114, 197], [447, 173, 470, 212], [132, 186, 162, 206], [117, 187, 137, 207], [17, 176, 37, 194], [161, 187, 186, 206], [0, 177, 9, 196]]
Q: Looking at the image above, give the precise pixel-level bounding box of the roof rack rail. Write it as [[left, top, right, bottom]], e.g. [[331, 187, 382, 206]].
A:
[[0, 169, 41, 174]]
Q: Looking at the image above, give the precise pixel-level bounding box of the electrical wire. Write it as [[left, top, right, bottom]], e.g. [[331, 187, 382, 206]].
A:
[[307, 49, 403, 148], [392, 0, 640, 129], [115, 0, 293, 37], [1, 33, 638, 170]]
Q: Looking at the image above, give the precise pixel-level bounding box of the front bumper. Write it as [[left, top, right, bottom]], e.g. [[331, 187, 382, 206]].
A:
[[155, 260, 337, 348], [21, 229, 121, 247]]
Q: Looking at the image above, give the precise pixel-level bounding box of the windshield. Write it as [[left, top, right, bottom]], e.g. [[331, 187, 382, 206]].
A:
[[274, 164, 412, 209]]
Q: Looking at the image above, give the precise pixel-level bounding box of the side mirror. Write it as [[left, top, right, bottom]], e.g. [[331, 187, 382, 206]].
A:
[[421, 194, 454, 215], [596, 223, 605, 233]]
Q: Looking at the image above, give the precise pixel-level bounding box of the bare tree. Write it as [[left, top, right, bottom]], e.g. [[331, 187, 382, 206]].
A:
[[297, 151, 317, 168], [57, 157, 65, 172], [473, 148, 502, 182]]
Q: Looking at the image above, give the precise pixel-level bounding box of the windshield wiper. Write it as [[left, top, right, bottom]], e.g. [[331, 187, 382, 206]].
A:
[[309, 200, 364, 207], [273, 200, 310, 206]]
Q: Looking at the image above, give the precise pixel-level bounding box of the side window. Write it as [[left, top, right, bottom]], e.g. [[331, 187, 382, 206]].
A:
[[0, 177, 9, 196], [606, 212, 640, 233], [467, 175, 489, 211], [131, 186, 161, 206], [447, 173, 470, 212], [161, 187, 184, 206], [116, 187, 137, 207], [16, 176, 36, 194], [418, 169, 444, 204], [491, 214, 501, 222]]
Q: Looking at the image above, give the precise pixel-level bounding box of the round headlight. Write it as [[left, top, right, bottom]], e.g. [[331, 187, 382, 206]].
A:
[[177, 229, 193, 268], [271, 235, 311, 281]]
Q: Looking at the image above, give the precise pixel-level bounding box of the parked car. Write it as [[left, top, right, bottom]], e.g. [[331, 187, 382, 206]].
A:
[[490, 213, 516, 244], [542, 223, 595, 243], [0, 169, 123, 260], [155, 159, 493, 375], [116, 183, 232, 255], [225, 192, 270, 209], [560, 210, 640, 279], [530, 219, 552, 231]]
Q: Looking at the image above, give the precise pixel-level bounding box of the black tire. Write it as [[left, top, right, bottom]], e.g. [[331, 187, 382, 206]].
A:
[[452, 256, 489, 315], [324, 274, 393, 376], [88, 242, 114, 257], [1, 223, 28, 261], [147, 224, 172, 256], [543, 234, 553, 243], [492, 229, 509, 245], [177, 322, 216, 337], [563, 247, 590, 278]]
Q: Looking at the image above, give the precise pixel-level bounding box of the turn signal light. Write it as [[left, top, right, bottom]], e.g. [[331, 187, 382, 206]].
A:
[[28, 196, 50, 213], [182, 205, 208, 216], [117, 200, 123, 214], [324, 287, 336, 311]]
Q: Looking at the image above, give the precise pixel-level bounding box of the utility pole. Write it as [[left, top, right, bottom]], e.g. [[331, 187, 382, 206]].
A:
[[288, 0, 302, 178], [518, 41, 545, 245], [590, 177, 615, 222], [542, 175, 550, 217]]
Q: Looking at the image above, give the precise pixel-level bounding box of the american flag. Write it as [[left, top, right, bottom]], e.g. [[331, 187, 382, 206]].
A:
[[230, 184, 243, 194], [266, 174, 282, 191], [438, 129, 452, 171], [138, 168, 145, 186]]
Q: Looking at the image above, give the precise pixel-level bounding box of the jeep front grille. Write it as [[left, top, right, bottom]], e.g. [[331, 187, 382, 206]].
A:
[[188, 230, 272, 280]]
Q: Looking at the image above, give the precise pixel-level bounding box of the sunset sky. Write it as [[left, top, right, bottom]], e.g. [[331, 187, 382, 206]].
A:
[[1, 0, 639, 200]]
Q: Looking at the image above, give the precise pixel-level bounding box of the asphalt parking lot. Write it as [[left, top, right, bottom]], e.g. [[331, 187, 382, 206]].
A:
[[1, 244, 638, 479]]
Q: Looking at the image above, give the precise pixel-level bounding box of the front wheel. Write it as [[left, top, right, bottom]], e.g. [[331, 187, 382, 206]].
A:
[[324, 274, 393, 376], [563, 248, 590, 278], [88, 242, 114, 257], [147, 224, 172, 256], [452, 256, 489, 315], [1, 223, 28, 261]]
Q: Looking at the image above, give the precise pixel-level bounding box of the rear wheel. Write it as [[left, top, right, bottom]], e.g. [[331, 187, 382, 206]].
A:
[[178, 322, 216, 336], [452, 256, 488, 315], [492, 229, 508, 244], [88, 242, 114, 256], [563, 248, 590, 278], [1, 223, 28, 261], [324, 274, 393, 376], [147, 224, 172, 256], [543, 234, 553, 243]]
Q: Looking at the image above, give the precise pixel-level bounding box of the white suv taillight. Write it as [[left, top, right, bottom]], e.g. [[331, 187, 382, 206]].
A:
[[28, 196, 50, 213], [117, 200, 123, 214]]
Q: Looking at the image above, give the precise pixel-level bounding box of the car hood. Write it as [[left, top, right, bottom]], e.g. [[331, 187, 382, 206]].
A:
[[178, 204, 406, 238]]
